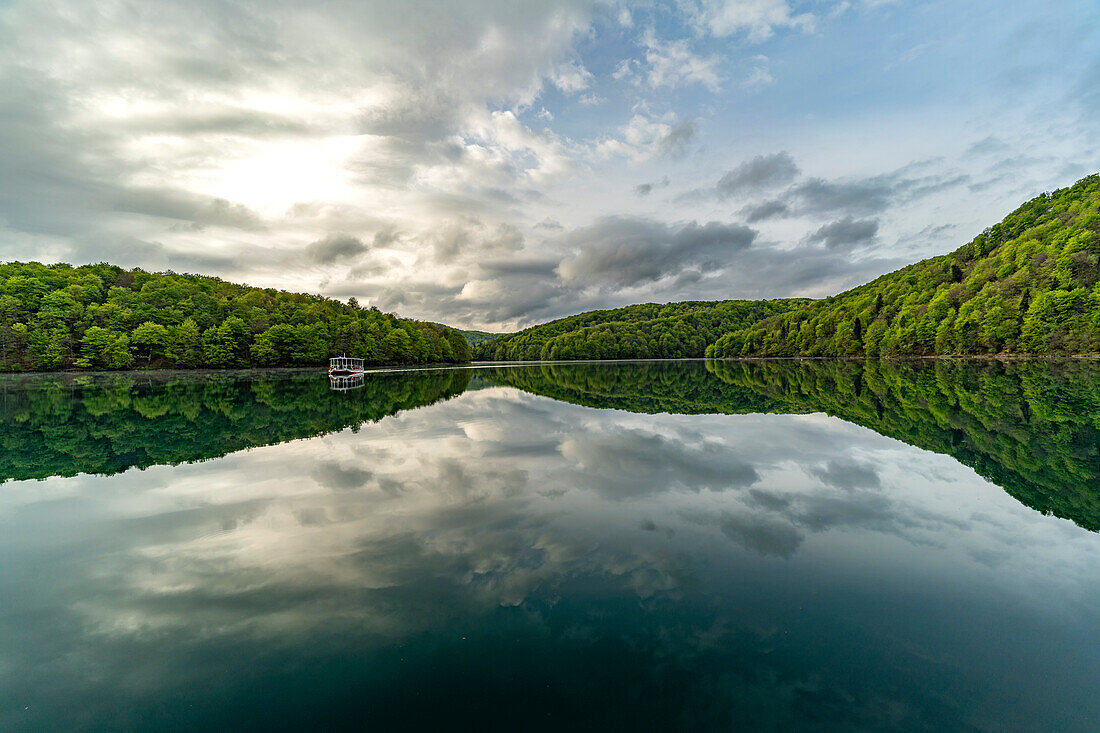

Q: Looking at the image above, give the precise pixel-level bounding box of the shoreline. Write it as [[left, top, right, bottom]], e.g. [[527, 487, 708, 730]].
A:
[[2, 353, 1098, 380]]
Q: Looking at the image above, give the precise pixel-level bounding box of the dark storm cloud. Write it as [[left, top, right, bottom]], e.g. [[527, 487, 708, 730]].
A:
[[560, 428, 760, 500], [111, 189, 267, 231], [805, 217, 879, 250], [312, 461, 374, 491], [116, 108, 317, 137], [307, 234, 369, 264], [786, 176, 893, 215], [716, 151, 800, 198], [793, 491, 898, 532], [674, 151, 799, 204], [479, 257, 560, 276], [725, 159, 971, 226], [741, 199, 790, 222], [809, 460, 882, 490], [557, 217, 757, 288], [719, 513, 804, 559]]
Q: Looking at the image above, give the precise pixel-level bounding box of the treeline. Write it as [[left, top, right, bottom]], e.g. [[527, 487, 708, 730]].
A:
[[709, 175, 1100, 358], [475, 299, 808, 361], [0, 368, 470, 482], [484, 359, 1100, 531], [0, 262, 471, 371]]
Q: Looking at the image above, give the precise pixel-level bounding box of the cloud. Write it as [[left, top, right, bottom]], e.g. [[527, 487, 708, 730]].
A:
[[716, 152, 800, 198], [307, 234, 369, 264], [658, 119, 698, 158], [720, 513, 804, 558], [786, 176, 894, 215], [556, 217, 757, 288], [741, 200, 791, 222], [595, 115, 698, 162], [560, 427, 760, 499], [550, 60, 593, 93], [634, 176, 670, 197], [690, 0, 816, 42], [736, 163, 972, 224], [640, 33, 722, 92], [312, 461, 374, 490], [805, 217, 879, 250], [809, 460, 882, 490]]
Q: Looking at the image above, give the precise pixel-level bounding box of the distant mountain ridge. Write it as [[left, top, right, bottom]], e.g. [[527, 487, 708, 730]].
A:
[[431, 324, 502, 347], [474, 299, 809, 361]]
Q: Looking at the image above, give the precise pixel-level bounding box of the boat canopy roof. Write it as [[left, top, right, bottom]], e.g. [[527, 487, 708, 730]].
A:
[[329, 356, 365, 368]]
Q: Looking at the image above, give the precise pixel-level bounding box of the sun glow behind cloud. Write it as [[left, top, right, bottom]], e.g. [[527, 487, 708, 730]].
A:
[[210, 136, 363, 214]]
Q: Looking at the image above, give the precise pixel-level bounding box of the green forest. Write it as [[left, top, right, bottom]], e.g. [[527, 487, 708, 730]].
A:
[[483, 359, 1100, 531], [0, 262, 471, 371], [474, 299, 808, 361], [709, 174, 1100, 357]]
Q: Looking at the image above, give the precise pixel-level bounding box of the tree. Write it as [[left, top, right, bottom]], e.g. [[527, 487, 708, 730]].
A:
[[131, 322, 169, 363], [168, 318, 202, 367], [28, 327, 67, 369]]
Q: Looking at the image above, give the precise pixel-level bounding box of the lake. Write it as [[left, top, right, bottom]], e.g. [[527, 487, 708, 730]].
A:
[[1, 359, 1098, 731]]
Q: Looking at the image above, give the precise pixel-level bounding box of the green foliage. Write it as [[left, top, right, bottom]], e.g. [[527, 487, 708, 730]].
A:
[[0, 368, 470, 482], [475, 299, 809, 361], [0, 262, 470, 371], [711, 175, 1100, 357], [483, 359, 1100, 531]]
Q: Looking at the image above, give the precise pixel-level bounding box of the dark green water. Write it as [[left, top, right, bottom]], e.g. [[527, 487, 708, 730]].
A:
[[1, 360, 1098, 731]]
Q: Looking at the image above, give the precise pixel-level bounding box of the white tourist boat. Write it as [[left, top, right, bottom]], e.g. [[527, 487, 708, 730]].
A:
[[328, 356, 365, 376]]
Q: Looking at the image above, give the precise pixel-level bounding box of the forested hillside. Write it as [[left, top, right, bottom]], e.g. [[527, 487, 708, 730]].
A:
[[709, 175, 1100, 358], [0, 262, 471, 371], [475, 299, 808, 361]]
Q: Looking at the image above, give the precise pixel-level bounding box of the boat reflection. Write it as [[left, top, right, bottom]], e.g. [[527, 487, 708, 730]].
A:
[[329, 372, 365, 391]]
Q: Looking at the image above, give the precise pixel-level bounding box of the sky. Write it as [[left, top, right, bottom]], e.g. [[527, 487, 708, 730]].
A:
[[0, 0, 1098, 330]]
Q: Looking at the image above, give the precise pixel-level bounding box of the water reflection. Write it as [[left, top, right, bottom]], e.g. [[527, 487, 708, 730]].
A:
[[4, 359, 1096, 530], [328, 372, 364, 391], [1, 361, 1099, 730], [0, 368, 469, 482], [484, 359, 1100, 531]]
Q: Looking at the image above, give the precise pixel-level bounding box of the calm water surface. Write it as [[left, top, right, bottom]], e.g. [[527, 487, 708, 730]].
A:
[[1, 360, 1098, 731]]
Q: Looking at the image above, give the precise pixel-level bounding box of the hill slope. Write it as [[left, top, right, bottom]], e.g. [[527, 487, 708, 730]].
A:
[[474, 299, 809, 361], [0, 262, 471, 371], [432, 325, 501, 347], [709, 175, 1100, 358]]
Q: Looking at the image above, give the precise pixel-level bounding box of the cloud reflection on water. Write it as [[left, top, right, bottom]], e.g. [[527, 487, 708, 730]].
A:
[[2, 379, 1100, 730]]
